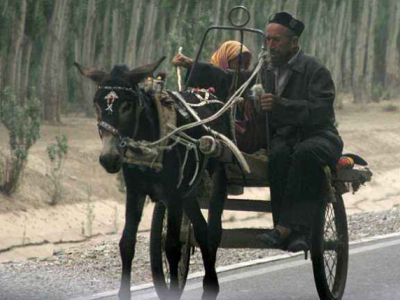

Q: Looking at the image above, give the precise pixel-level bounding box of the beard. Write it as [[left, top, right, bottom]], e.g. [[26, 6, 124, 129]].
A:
[[269, 49, 296, 67], [270, 54, 285, 67]]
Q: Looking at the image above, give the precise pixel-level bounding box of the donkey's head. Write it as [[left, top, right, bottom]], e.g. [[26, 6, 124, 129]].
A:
[[75, 57, 165, 173]]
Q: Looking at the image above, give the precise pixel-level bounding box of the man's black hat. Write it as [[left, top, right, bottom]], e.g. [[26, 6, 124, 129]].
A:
[[268, 12, 305, 37]]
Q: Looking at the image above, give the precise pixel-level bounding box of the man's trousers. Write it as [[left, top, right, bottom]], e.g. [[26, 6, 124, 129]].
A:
[[268, 132, 343, 234]]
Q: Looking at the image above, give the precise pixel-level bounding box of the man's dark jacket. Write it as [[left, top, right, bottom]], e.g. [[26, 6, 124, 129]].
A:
[[261, 50, 341, 149], [185, 50, 342, 156]]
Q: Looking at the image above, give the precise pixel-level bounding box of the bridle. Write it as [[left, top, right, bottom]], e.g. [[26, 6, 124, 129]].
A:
[[96, 84, 147, 144], [94, 84, 204, 189]]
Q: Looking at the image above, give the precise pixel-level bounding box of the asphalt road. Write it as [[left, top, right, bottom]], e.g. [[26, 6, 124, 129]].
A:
[[117, 234, 400, 300]]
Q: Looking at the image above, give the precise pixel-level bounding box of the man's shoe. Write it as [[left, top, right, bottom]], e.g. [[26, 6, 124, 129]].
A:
[[257, 229, 284, 248], [287, 232, 308, 252]]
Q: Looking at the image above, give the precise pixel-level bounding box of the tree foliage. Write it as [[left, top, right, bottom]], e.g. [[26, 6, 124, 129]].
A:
[[0, 0, 399, 121], [47, 134, 68, 205], [0, 86, 41, 195]]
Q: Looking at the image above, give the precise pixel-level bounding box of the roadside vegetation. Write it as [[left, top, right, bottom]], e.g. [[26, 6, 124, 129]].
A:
[[46, 134, 69, 205], [0, 87, 41, 195]]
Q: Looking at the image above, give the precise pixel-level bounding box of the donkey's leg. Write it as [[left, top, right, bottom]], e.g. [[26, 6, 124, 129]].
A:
[[203, 164, 227, 300], [165, 198, 183, 298], [118, 189, 146, 300], [182, 198, 212, 296]]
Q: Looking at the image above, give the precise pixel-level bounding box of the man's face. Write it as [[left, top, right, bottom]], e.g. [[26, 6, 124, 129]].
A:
[[265, 23, 298, 65]]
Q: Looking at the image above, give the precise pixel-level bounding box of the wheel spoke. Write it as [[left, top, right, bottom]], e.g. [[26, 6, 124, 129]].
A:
[[323, 250, 337, 289], [161, 212, 171, 286], [152, 203, 191, 299], [323, 203, 339, 291], [178, 217, 191, 288], [313, 194, 348, 300]]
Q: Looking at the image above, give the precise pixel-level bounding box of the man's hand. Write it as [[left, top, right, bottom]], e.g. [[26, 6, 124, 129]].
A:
[[260, 93, 279, 112], [172, 53, 193, 69]]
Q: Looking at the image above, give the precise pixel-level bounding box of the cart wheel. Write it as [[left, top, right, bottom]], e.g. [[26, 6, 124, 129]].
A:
[[150, 202, 192, 299], [311, 193, 349, 300]]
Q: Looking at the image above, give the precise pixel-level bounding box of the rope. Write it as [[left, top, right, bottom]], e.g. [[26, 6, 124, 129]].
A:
[[146, 51, 268, 147], [189, 146, 200, 186], [177, 146, 190, 188], [168, 91, 250, 172], [125, 129, 200, 188], [187, 100, 225, 107], [123, 51, 269, 175], [168, 134, 198, 188]]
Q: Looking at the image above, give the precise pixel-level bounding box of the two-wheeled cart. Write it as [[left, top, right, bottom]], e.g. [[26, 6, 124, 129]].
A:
[[149, 6, 372, 300], [150, 150, 372, 300]]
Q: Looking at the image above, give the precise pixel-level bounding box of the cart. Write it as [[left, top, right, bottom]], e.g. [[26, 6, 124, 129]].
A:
[[149, 6, 373, 300], [150, 149, 372, 300]]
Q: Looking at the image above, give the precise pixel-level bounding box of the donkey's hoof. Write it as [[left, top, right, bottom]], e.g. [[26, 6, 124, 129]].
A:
[[118, 289, 131, 300], [202, 277, 219, 300], [202, 290, 218, 300]]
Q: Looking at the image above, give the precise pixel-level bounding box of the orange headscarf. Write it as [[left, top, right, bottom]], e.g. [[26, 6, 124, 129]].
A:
[[210, 41, 252, 70]]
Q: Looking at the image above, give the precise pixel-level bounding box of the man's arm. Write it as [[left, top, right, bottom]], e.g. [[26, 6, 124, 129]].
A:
[[185, 62, 234, 100], [261, 66, 335, 128], [172, 52, 254, 100], [186, 62, 255, 101]]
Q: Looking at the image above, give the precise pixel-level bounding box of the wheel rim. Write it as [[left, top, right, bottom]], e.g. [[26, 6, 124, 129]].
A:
[[160, 209, 191, 289], [321, 202, 348, 297], [178, 216, 192, 287], [161, 211, 171, 286]]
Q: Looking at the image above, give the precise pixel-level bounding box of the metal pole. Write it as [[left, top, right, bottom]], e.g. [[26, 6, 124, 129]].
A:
[[177, 47, 183, 91]]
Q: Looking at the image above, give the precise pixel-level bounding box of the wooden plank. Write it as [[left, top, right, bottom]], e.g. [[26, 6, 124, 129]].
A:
[[336, 168, 373, 183], [225, 151, 269, 187], [187, 228, 273, 249], [199, 198, 271, 212], [219, 228, 272, 248], [224, 199, 271, 212]]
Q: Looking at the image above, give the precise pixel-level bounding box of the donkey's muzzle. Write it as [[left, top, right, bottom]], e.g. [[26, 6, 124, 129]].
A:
[[99, 153, 121, 174]]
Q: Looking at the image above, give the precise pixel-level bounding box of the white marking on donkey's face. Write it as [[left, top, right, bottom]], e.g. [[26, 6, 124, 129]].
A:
[[104, 91, 119, 114]]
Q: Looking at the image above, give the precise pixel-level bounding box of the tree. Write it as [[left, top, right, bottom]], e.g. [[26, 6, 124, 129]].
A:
[[1, 0, 400, 110], [0, 87, 41, 195]]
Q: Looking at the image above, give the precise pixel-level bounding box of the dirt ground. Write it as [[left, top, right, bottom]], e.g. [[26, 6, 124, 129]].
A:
[[1, 98, 400, 262]]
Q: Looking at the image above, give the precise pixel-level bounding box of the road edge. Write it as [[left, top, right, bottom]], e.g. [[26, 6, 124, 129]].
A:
[[69, 231, 400, 300]]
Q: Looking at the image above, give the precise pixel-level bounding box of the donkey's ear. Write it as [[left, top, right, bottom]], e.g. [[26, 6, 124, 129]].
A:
[[74, 62, 109, 85], [128, 56, 166, 84]]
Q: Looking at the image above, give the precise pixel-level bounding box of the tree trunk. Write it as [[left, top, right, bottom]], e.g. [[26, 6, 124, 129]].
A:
[[0, 55, 3, 93], [41, 0, 68, 123], [385, 1, 400, 97], [8, 0, 27, 98], [138, 1, 158, 64], [98, 1, 112, 68], [40, 2, 57, 121], [81, 0, 97, 117], [111, 2, 121, 66], [20, 38, 33, 104], [331, 1, 347, 95], [352, 1, 370, 103], [126, 0, 143, 67], [365, 0, 378, 101], [342, 1, 354, 93], [309, 1, 323, 56]]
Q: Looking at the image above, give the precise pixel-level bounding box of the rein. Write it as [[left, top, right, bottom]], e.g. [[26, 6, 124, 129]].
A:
[[96, 85, 203, 187], [146, 51, 268, 148], [97, 85, 146, 140]]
